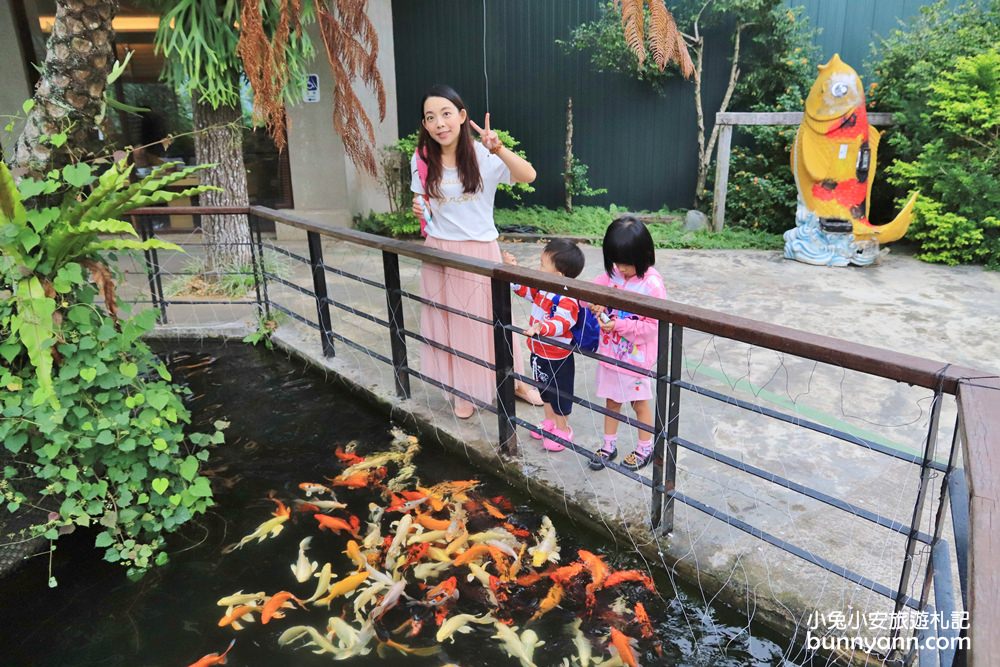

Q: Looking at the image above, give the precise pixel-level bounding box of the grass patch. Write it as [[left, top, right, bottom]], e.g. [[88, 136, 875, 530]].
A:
[[496, 206, 783, 251], [164, 253, 290, 299]]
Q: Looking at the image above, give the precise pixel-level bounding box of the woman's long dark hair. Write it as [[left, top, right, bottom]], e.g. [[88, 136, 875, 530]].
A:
[[417, 84, 483, 199]]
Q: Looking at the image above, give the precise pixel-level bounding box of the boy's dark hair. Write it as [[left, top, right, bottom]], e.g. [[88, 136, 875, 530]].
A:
[[602, 215, 655, 278], [543, 238, 585, 279]]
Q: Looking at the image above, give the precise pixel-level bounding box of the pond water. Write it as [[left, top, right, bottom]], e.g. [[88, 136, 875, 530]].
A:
[[0, 342, 809, 666]]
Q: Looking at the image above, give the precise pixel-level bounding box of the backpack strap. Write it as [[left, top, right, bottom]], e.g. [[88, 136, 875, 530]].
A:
[[415, 148, 430, 237], [548, 293, 561, 319]]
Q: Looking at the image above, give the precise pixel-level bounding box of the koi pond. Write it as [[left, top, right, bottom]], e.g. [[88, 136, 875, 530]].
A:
[[0, 342, 802, 666]]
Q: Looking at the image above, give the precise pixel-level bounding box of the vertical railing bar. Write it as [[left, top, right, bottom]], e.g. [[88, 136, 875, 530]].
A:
[[650, 320, 671, 532], [893, 387, 945, 650], [254, 217, 271, 319], [134, 215, 162, 324], [947, 469, 970, 611], [918, 415, 963, 612], [491, 277, 516, 455], [660, 325, 684, 533], [246, 214, 264, 320], [382, 250, 410, 399], [306, 231, 335, 358]]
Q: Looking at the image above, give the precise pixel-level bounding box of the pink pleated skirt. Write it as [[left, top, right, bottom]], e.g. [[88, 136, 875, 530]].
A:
[[420, 236, 525, 405]]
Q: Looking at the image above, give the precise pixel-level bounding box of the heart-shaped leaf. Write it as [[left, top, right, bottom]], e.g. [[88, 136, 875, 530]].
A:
[[79, 367, 97, 382], [152, 437, 168, 451], [119, 362, 138, 379], [168, 494, 182, 506], [62, 163, 94, 188], [151, 478, 169, 495], [179, 456, 198, 482]]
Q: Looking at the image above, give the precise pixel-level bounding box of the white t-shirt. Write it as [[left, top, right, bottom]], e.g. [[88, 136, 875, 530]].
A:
[[410, 142, 512, 242]]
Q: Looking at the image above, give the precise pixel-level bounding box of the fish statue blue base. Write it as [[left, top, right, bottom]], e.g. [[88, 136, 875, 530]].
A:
[[784, 199, 879, 267]]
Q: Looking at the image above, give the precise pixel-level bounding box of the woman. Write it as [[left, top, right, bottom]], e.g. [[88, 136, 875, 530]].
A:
[[411, 84, 542, 418]]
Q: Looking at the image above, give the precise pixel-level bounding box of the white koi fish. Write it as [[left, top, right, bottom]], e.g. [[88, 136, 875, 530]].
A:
[[435, 612, 495, 643], [371, 579, 408, 619], [298, 498, 347, 512], [278, 625, 339, 654], [304, 562, 337, 603], [290, 537, 318, 583], [408, 529, 448, 545], [492, 622, 540, 667], [528, 516, 560, 567], [216, 590, 265, 607], [384, 514, 413, 565], [227, 514, 288, 552], [362, 503, 386, 550], [568, 619, 593, 667], [413, 561, 450, 581]]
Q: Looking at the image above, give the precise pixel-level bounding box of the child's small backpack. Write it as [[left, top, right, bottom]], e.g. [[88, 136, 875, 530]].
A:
[[550, 295, 600, 353]]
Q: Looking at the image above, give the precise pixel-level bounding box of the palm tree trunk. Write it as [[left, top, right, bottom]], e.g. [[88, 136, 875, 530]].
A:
[[8, 0, 118, 178], [192, 98, 252, 273]]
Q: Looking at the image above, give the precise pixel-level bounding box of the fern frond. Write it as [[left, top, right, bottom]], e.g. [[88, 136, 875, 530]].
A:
[[620, 0, 646, 66], [647, 0, 671, 70]]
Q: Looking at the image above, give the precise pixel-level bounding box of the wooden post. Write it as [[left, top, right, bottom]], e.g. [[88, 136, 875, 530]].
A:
[[711, 123, 733, 233]]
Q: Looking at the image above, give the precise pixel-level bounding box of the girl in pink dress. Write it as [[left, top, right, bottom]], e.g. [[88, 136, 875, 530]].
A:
[[588, 217, 666, 470]]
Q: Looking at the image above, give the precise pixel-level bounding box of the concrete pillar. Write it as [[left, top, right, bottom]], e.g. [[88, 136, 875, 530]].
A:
[[0, 1, 34, 156]]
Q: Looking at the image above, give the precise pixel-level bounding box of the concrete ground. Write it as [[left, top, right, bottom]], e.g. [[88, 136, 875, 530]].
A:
[[130, 230, 999, 660]]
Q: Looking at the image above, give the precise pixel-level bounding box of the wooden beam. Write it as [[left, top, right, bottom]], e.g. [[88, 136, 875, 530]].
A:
[[958, 376, 1000, 667], [711, 124, 733, 232], [716, 111, 895, 126]]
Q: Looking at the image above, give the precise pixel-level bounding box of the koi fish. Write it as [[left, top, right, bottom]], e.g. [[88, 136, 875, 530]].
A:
[[290, 537, 319, 583], [452, 543, 491, 567], [216, 590, 265, 607], [261, 590, 305, 624], [550, 561, 586, 587], [407, 529, 448, 545], [298, 498, 348, 512], [492, 622, 544, 667], [792, 53, 916, 242], [602, 569, 656, 594], [314, 513, 361, 537], [481, 498, 509, 519], [217, 605, 259, 630], [633, 602, 654, 639], [387, 490, 428, 513], [436, 612, 496, 643], [226, 512, 289, 552], [187, 639, 235, 667], [362, 503, 386, 549], [278, 624, 339, 655], [568, 619, 592, 667], [376, 638, 441, 657], [334, 445, 365, 466], [529, 516, 560, 567], [344, 540, 368, 569], [579, 550, 610, 606], [609, 628, 640, 667], [412, 560, 450, 581], [371, 579, 409, 619], [384, 513, 413, 565], [266, 494, 290, 517], [298, 482, 333, 497], [424, 576, 459, 605], [304, 562, 336, 603], [528, 581, 564, 623], [316, 570, 370, 606], [415, 512, 451, 532], [386, 465, 417, 492]]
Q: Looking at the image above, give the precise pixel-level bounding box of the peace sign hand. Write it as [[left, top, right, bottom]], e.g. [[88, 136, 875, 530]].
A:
[[469, 113, 502, 153]]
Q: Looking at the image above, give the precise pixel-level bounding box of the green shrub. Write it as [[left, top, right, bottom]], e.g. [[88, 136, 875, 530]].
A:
[[1, 158, 225, 580], [355, 210, 421, 238], [885, 49, 1000, 267]]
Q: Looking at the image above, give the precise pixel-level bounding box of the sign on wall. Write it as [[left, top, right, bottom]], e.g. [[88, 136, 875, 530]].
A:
[[304, 74, 320, 103]]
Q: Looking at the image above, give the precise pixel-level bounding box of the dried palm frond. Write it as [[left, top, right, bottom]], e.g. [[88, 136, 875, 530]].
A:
[[237, 0, 385, 175], [317, 0, 385, 176], [614, 0, 694, 79]]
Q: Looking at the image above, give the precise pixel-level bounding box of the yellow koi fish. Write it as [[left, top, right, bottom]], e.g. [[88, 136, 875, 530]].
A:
[[529, 516, 560, 567], [435, 612, 496, 643], [316, 570, 370, 607], [304, 562, 337, 603]]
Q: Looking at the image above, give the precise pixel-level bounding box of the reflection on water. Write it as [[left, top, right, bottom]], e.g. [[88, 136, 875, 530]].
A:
[[0, 342, 800, 666]]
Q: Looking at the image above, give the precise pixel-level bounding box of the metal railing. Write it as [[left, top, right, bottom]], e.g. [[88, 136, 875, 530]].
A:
[[125, 205, 997, 666]]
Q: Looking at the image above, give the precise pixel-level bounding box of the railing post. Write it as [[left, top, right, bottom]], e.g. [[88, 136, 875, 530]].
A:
[[136, 215, 168, 324], [651, 320, 670, 531], [382, 250, 410, 399], [491, 277, 517, 454], [306, 230, 335, 358], [653, 324, 683, 533], [247, 214, 265, 321], [253, 214, 271, 319]]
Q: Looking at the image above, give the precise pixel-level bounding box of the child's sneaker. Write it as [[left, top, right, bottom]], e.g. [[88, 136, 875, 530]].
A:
[[530, 419, 555, 441], [543, 427, 572, 452], [589, 441, 618, 470]]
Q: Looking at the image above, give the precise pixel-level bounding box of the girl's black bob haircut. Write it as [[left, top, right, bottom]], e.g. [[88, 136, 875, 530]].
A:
[[602, 215, 655, 278]]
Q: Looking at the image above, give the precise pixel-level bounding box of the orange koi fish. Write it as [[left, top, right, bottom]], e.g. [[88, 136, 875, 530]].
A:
[[603, 569, 656, 594], [452, 543, 491, 567], [335, 445, 365, 466], [579, 550, 610, 606], [528, 582, 564, 623], [266, 495, 291, 518], [298, 482, 333, 497], [480, 499, 508, 520], [416, 512, 451, 532], [217, 605, 259, 629], [261, 591, 305, 624], [294, 501, 321, 513], [344, 540, 368, 569], [515, 571, 544, 587], [187, 639, 235, 667], [549, 561, 586, 587], [424, 576, 459, 605], [314, 513, 361, 537], [609, 627, 640, 667], [634, 602, 663, 656]]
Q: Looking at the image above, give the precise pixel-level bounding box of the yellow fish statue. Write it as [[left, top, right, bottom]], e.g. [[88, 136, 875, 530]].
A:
[[785, 54, 917, 266]]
